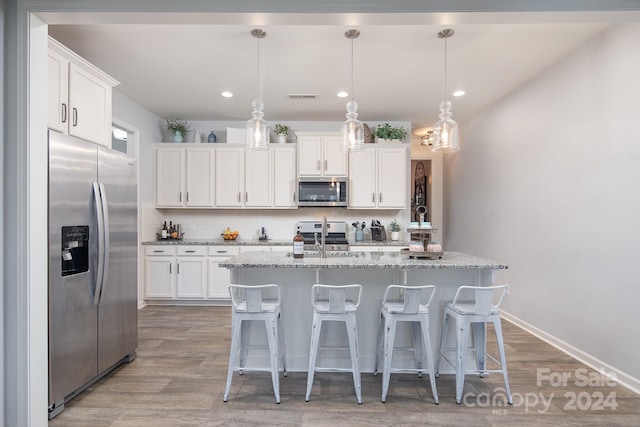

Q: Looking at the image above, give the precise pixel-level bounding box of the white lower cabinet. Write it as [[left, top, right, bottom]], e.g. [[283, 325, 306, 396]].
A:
[[208, 246, 239, 300], [145, 246, 176, 299], [175, 246, 207, 299]]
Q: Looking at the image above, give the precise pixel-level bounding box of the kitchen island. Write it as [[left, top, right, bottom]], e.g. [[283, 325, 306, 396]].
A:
[[220, 250, 507, 373]]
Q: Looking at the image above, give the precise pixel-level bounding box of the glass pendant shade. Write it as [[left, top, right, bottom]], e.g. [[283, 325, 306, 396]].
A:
[[341, 100, 364, 152], [432, 98, 460, 152], [246, 98, 269, 151], [246, 29, 268, 151]]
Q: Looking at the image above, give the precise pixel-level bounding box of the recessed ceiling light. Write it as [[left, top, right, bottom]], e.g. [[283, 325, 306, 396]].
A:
[[337, 91, 349, 98], [221, 91, 233, 98], [453, 90, 466, 97]]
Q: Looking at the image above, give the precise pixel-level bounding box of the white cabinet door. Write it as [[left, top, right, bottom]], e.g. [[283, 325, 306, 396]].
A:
[[348, 149, 376, 208], [348, 146, 407, 209], [185, 148, 215, 207], [47, 49, 69, 133], [273, 147, 297, 208], [145, 257, 174, 298], [245, 149, 272, 207], [298, 135, 323, 176], [68, 63, 112, 147], [176, 257, 207, 298], [208, 246, 239, 300], [323, 136, 348, 176], [377, 147, 407, 209], [156, 147, 184, 207], [215, 147, 244, 207]]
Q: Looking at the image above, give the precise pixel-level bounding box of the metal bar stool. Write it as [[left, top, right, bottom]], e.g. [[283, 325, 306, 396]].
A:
[[373, 285, 439, 404], [305, 284, 363, 404], [435, 284, 512, 405], [224, 284, 287, 404]]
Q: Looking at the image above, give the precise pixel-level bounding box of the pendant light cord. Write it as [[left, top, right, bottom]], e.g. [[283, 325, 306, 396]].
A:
[[443, 36, 447, 100], [350, 37, 354, 101], [257, 36, 261, 100]]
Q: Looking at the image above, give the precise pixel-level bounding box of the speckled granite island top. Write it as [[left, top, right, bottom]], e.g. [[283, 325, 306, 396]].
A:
[[219, 250, 507, 270]]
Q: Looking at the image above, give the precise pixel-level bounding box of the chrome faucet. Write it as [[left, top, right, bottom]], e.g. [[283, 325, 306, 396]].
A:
[[314, 216, 327, 258]]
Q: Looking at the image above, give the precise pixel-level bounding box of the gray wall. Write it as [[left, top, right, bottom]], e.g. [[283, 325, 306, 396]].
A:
[[444, 24, 640, 386]]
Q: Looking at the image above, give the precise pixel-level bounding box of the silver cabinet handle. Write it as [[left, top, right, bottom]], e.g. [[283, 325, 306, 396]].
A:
[[293, 191, 296, 202], [372, 193, 375, 203], [316, 160, 321, 171], [179, 192, 182, 202], [61, 103, 67, 123], [177, 263, 180, 274], [72, 107, 78, 127], [153, 250, 164, 253], [169, 263, 172, 274], [186, 192, 189, 202], [216, 250, 228, 253], [245, 192, 248, 203], [185, 250, 196, 253], [324, 160, 328, 171], [379, 193, 383, 203], [237, 192, 241, 202]]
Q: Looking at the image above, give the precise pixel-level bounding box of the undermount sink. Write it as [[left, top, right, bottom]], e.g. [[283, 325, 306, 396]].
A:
[[286, 250, 359, 258]]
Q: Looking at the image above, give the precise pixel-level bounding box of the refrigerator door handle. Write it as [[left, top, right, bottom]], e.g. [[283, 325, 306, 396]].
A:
[[98, 182, 110, 305], [92, 182, 105, 306]]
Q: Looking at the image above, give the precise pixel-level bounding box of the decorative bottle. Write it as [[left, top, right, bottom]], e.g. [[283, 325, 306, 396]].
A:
[[293, 230, 304, 259], [208, 131, 217, 143]]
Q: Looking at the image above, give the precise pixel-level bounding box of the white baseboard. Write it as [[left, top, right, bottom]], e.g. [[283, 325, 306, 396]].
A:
[[501, 310, 640, 396]]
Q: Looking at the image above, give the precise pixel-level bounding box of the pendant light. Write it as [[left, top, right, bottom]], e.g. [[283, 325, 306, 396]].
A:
[[432, 29, 460, 152], [246, 29, 269, 151], [341, 29, 364, 152]]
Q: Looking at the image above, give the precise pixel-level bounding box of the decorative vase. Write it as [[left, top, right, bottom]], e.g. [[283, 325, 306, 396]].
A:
[[173, 130, 183, 143], [363, 123, 374, 143], [193, 129, 201, 143], [355, 229, 364, 242], [208, 131, 217, 143], [277, 134, 286, 144], [391, 231, 400, 241]]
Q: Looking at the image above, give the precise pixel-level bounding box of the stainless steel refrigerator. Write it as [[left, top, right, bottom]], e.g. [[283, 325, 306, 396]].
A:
[[48, 130, 138, 418]]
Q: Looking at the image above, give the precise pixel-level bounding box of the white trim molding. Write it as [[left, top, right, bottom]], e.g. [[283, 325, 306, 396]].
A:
[[502, 311, 640, 396]]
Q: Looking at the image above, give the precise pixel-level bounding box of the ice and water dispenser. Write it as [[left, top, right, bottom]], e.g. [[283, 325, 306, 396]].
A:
[[61, 226, 89, 276]]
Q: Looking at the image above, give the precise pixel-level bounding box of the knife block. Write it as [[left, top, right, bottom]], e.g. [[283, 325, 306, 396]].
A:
[[371, 226, 387, 241]]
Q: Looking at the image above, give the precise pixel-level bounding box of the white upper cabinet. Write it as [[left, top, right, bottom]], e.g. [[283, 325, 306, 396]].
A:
[[215, 147, 245, 207], [273, 146, 297, 208], [215, 146, 272, 208], [156, 145, 215, 208], [47, 37, 119, 147], [297, 133, 347, 177], [348, 145, 407, 209]]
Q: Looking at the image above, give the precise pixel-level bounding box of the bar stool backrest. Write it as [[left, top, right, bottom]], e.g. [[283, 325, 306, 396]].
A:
[[229, 284, 281, 313], [451, 285, 509, 316], [382, 285, 436, 314], [311, 284, 362, 313]]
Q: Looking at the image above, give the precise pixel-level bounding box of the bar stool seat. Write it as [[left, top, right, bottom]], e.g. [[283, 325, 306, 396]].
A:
[[373, 285, 439, 404], [305, 284, 363, 404], [224, 284, 287, 404], [435, 284, 512, 405]]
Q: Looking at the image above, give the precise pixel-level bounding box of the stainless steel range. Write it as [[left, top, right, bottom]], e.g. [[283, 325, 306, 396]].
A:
[[297, 220, 349, 251]]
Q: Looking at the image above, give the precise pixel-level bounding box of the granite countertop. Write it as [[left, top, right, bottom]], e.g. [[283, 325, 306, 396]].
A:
[[142, 239, 408, 247], [218, 250, 508, 270]]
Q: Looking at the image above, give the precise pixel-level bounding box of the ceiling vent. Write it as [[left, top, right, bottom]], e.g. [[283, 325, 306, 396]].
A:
[[286, 94, 317, 100]]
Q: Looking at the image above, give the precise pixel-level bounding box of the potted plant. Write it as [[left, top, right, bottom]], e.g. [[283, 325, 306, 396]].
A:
[[389, 219, 401, 241], [274, 123, 291, 144], [374, 123, 408, 143], [165, 118, 190, 143]]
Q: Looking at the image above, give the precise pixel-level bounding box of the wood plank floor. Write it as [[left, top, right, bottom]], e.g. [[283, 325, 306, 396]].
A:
[[49, 305, 640, 426]]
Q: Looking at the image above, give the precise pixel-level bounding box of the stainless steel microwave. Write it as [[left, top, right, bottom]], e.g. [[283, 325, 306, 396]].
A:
[[297, 177, 348, 207]]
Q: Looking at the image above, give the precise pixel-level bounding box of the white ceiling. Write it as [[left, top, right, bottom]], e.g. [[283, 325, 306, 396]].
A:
[[45, 11, 632, 132]]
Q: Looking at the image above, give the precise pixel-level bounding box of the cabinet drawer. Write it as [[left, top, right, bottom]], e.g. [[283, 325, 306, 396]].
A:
[[177, 246, 206, 256], [208, 246, 239, 257], [145, 245, 176, 256]]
